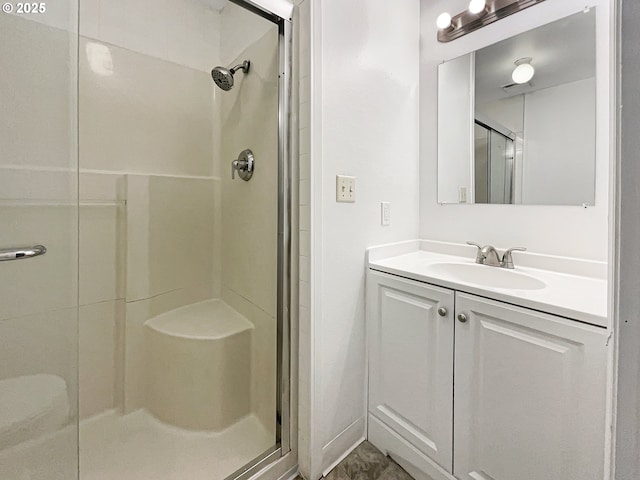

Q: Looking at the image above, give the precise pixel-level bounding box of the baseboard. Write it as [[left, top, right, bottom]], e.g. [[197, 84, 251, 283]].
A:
[[367, 414, 455, 480], [278, 466, 300, 480], [321, 416, 365, 476]]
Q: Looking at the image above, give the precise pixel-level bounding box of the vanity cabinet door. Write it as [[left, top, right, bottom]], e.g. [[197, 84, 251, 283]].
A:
[[367, 270, 455, 472], [453, 292, 607, 480]]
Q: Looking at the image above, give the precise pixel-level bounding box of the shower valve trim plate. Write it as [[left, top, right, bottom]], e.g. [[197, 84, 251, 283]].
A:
[[232, 149, 255, 181]]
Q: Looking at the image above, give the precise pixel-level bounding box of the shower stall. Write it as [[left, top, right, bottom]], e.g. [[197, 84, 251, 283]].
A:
[[0, 0, 294, 479]]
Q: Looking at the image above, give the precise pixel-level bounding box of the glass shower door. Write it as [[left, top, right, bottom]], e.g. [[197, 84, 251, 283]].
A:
[[0, 1, 291, 478], [74, 1, 291, 479], [0, 2, 79, 480]]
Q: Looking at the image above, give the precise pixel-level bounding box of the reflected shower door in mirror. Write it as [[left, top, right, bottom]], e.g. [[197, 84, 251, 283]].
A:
[[437, 8, 596, 205], [474, 122, 516, 204]]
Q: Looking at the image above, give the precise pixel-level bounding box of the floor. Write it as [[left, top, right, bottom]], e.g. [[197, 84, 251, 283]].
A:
[[295, 441, 417, 480]]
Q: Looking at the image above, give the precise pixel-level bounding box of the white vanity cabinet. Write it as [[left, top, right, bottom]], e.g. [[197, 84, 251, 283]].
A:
[[454, 293, 607, 480], [366, 270, 455, 473], [366, 269, 608, 480]]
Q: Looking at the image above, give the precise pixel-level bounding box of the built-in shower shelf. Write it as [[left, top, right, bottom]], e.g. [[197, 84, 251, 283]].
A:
[[144, 299, 255, 431]]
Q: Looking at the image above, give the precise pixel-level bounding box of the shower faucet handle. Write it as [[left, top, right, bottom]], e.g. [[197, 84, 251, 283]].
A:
[[230, 149, 255, 181], [231, 159, 248, 179]]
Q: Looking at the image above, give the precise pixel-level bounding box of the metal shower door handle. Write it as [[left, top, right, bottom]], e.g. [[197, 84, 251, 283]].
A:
[[0, 245, 47, 261]]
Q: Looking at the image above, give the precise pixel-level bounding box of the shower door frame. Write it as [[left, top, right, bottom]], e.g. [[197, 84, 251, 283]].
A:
[[225, 1, 294, 479]]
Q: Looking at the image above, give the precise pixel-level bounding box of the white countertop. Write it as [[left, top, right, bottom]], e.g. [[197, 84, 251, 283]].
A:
[[367, 240, 608, 327]]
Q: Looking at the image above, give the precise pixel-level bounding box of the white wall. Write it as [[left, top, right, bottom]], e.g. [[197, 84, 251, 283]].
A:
[[522, 77, 596, 205], [420, 0, 612, 261], [309, 0, 420, 477], [438, 53, 474, 204], [615, 0, 640, 477], [297, 0, 313, 476], [477, 96, 525, 134]]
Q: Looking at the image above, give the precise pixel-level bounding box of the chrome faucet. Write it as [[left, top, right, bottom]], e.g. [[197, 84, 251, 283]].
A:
[[467, 241, 526, 269]]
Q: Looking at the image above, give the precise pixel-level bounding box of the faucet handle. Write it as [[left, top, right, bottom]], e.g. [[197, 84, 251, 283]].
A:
[[501, 247, 527, 269], [466, 241, 482, 249], [231, 159, 239, 179], [466, 241, 484, 264]]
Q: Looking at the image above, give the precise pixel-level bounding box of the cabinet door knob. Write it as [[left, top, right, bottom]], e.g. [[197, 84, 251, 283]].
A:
[[457, 313, 468, 323], [437, 307, 448, 317]]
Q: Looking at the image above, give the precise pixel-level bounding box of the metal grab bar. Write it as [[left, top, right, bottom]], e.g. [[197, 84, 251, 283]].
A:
[[0, 245, 47, 261]]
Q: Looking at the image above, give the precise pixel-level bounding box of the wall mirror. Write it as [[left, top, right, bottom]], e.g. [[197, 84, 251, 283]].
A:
[[437, 8, 596, 205]]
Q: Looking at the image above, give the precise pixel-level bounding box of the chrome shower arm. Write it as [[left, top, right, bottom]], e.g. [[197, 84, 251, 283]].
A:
[[230, 60, 251, 74]]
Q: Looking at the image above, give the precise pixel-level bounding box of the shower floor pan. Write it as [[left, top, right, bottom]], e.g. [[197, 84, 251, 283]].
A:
[[79, 409, 273, 480], [0, 408, 273, 480]]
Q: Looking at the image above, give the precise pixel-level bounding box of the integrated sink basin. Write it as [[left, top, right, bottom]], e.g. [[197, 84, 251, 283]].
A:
[[424, 262, 546, 290]]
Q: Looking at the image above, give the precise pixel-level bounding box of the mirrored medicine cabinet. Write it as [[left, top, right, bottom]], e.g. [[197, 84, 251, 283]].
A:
[[437, 8, 596, 206]]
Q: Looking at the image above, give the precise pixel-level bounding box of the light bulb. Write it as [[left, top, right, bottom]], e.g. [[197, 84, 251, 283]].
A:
[[512, 63, 535, 84], [468, 0, 486, 14], [436, 12, 452, 29]]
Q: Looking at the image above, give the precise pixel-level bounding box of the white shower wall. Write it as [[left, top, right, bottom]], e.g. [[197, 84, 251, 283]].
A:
[[220, 25, 280, 435], [77, 3, 282, 430], [77, 28, 221, 416], [80, 0, 222, 73], [221, 2, 274, 66]]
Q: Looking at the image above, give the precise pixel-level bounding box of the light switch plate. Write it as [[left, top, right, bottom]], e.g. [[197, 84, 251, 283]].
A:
[[381, 202, 391, 226], [458, 186, 468, 203], [336, 175, 355, 203]]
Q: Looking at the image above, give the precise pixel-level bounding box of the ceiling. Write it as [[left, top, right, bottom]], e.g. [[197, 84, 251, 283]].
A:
[[474, 8, 596, 104]]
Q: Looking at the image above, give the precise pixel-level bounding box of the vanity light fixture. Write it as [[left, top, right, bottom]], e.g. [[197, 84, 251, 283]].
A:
[[437, 0, 546, 43], [512, 57, 535, 84]]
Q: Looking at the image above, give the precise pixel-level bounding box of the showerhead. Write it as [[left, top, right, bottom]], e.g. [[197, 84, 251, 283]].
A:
[[211, 60, 250, 91]]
